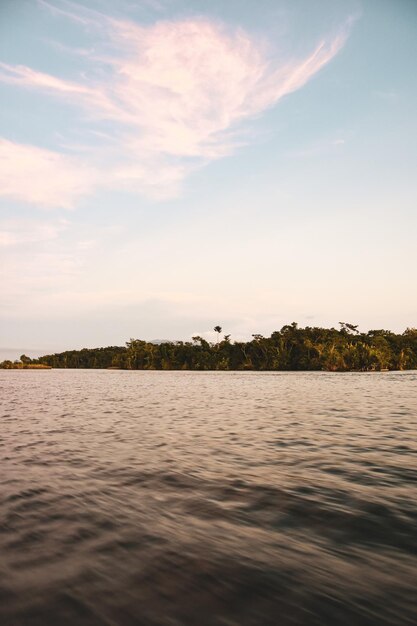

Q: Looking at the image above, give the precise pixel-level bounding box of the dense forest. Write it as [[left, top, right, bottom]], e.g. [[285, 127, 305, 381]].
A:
[[2, 323, 417, 371]]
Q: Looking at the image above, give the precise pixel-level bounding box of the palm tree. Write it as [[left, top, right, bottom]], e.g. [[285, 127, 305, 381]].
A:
[[214, 325, 222, 345]]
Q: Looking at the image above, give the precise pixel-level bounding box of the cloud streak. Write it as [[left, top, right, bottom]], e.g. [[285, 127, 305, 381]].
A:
[[0, 3, 351, 206], [0, 217, 69, 247], [0, 139, 97, 208]]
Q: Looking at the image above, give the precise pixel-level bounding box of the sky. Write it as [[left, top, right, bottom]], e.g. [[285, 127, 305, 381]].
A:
[[1, 0, 417, 359]]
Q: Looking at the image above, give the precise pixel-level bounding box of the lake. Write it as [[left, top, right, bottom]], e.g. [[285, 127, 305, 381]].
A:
[[1, 370, 416, 625]]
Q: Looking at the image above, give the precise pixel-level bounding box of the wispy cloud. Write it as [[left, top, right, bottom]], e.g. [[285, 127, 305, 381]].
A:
[[0, 139, 97, 208], [373, 90, 399, 102], [0, 2, 352, 206], [0, 217, 69, 246], [289, 136, 347, 158]]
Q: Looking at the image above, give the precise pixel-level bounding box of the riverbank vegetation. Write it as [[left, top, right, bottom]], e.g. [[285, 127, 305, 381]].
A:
[[2, 323, 417, 371], [0, 361, 51, 370]]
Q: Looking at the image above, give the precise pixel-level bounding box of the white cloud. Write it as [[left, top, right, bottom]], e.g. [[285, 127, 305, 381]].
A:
[[0, 139, 97, 208], [0, 6, 351, 206], [0, 217, 69, 246]]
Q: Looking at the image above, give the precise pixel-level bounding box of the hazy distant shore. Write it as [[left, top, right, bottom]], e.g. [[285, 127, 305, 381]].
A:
[[1, 363, 51, 370]]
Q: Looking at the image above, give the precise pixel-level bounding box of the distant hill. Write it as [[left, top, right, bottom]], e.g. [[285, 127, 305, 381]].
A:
[[149, 339, 173, 345], [0, 348, 48, 363]]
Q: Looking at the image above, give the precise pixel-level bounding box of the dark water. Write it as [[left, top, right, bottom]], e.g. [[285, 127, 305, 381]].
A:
[[1, 370, 416, 626]]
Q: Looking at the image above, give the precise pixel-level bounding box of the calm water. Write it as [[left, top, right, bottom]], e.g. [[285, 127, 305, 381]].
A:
[[1, 370, 416, 626]]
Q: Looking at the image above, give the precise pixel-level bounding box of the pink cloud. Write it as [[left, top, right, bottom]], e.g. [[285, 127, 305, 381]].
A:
[[0, 217, 69, 247], [0, 140, 97, 208], [0, 9, 351, 206]]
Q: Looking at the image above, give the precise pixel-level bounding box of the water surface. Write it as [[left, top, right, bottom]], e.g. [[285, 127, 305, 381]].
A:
[[1, 370, 416, 625]]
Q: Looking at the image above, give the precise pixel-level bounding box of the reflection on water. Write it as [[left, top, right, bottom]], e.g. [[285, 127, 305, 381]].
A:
[[1, 370, 416, 625]]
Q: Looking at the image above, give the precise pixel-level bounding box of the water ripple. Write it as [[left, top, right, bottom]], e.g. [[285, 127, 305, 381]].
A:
[[1, 370, 416, 625]]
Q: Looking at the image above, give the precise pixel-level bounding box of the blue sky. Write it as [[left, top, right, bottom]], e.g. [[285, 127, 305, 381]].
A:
[[1, 0, 416, 358]]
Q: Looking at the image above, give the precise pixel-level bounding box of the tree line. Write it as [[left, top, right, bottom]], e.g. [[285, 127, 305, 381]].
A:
[[2, 323, 417, 371]]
